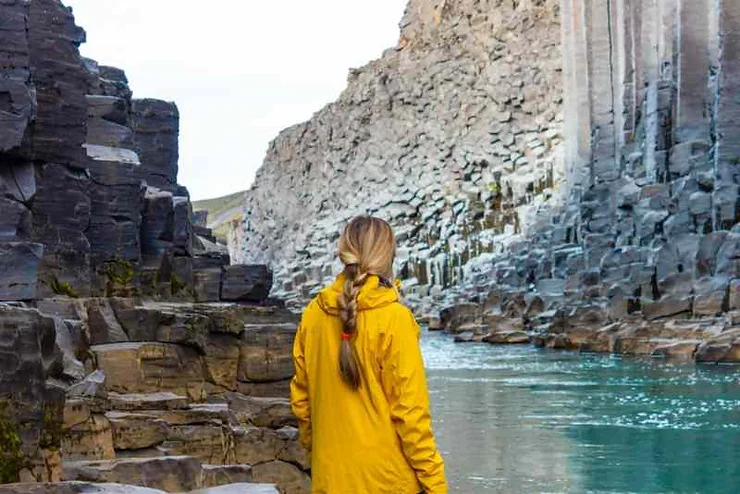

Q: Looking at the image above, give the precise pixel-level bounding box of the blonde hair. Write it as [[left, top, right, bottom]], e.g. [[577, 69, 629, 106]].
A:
[[337, 216, 396, 388]]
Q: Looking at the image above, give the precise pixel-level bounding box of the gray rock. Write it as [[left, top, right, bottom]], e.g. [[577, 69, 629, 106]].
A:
[[221, 265, 273, 302], [0, 242, 43, 301], [131, 99, 180, 189], [0, 305, 65, 482]]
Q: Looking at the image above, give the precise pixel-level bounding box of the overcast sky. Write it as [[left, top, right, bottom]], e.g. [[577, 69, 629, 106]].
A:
[[64, 0, 408, 200]]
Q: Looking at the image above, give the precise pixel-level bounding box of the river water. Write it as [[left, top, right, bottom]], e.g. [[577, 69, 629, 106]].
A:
[[421, 331, 740, 493]]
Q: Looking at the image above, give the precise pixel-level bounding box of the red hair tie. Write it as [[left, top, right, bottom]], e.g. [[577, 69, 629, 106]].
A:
[[341, 332, 352, 341]]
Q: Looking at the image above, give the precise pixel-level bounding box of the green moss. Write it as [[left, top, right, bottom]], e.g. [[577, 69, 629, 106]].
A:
[[103, 259, 134, 285], [170, 273, 186, 296], [101, 259, 135, 297], [0, 401, 27, 483], [39, 403, 62, 450], [49, 276, 80, 298]]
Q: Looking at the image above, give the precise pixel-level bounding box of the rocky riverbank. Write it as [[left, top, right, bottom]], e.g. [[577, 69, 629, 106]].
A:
[[0, 1, 308, 492]]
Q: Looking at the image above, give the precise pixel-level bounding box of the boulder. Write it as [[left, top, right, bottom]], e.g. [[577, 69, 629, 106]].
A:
[[91, 342, 206, 401], [86, 299, 130, 345], [200, 465, 253, 489], [63, 456, 202, 492], [61, 414, 115, 461], [483, 330, 530, 344], [221, 265, 273, 302], [250, 461, 311, 494], [193, 254, 227, 303], [213, 394, 296, 429], [695, 329, 740, 363], [106, 392, 189, 412], [158, 424, 233, 464], [693, 276, 729, 316], [105, 412, 168, 451], [238, 324, 297, 383]]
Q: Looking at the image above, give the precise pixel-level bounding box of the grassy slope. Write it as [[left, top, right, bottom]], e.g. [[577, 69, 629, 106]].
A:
[[192, 190, 245, 242]]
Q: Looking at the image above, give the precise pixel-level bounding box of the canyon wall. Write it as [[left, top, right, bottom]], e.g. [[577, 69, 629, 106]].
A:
[[441, 0, 740, 363], [0, 1, 305, 491], [242, 0, 740, 361], [240, 0, 564, 306]]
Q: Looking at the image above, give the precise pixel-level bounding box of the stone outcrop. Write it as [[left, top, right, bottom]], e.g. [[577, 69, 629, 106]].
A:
[[240, 0, 564, 306], [0, 1, 308, 492], [0, 297, 310, 492], [0, 0, 267, 304]]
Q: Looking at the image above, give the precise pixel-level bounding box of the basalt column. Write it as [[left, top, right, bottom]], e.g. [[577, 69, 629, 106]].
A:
[[27, 0, 92, 298]]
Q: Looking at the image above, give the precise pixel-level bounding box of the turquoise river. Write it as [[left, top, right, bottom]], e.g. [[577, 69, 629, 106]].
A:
[[422, 331, 740, 493]]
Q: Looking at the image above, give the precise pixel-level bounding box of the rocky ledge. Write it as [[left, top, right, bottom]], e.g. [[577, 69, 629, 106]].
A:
[[1, 298, 310, 493]]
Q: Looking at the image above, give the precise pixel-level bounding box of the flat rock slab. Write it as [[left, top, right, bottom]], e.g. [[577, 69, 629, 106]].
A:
[[91, 342, 205, 400], [0, 483, 278, 494], [107, 392, 190, 411], [189, 484, 279, 494], [0, 482, 163, 493], [63, 456, 202, 492]]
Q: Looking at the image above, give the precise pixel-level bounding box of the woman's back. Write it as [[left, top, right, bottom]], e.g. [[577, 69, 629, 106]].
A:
[[291, 274, 447, 493]]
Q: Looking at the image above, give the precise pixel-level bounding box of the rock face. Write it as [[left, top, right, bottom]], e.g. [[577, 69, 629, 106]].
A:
[[242, 0, 740, 362], [241, 0, 564, 305], [0, 0, 263, 303], [0, 1, 304, 492], [431, 0, 740, 362], [0, 306, 65, 483]]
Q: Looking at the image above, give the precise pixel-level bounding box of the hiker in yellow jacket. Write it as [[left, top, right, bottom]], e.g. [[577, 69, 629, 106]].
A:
[[290, 216, 448, 494]]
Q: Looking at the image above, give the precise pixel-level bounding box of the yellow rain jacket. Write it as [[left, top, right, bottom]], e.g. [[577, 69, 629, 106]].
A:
[[290, 274, 447, 494]]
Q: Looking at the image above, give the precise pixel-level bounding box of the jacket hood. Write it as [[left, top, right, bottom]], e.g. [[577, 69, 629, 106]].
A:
[[317, 273, 401, 315]]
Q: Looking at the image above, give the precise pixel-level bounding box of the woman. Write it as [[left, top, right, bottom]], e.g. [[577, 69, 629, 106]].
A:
[[290, 216, 448, 493]]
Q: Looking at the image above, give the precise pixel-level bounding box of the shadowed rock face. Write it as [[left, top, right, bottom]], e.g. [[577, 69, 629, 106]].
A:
[[240, 0, 564, 304], [0, 306, 65, 483]]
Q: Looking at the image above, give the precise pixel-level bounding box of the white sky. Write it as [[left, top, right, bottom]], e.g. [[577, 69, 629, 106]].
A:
[[64, 0, 408, 200]]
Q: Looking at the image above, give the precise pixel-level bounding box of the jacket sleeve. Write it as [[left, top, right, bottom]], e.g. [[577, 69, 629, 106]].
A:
[[380, 307, 447, 494], [290, 323, 312, 452]]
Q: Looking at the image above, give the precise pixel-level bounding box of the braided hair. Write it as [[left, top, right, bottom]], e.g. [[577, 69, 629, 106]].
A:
[[336, 216, 396, 389]]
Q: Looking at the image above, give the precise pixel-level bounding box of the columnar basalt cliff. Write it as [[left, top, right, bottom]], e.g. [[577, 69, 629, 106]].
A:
[[240, 0, 564, 305], [441, 0, 740, 363], [242, 0, 740, 362], [0, 1, 306, 492]]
